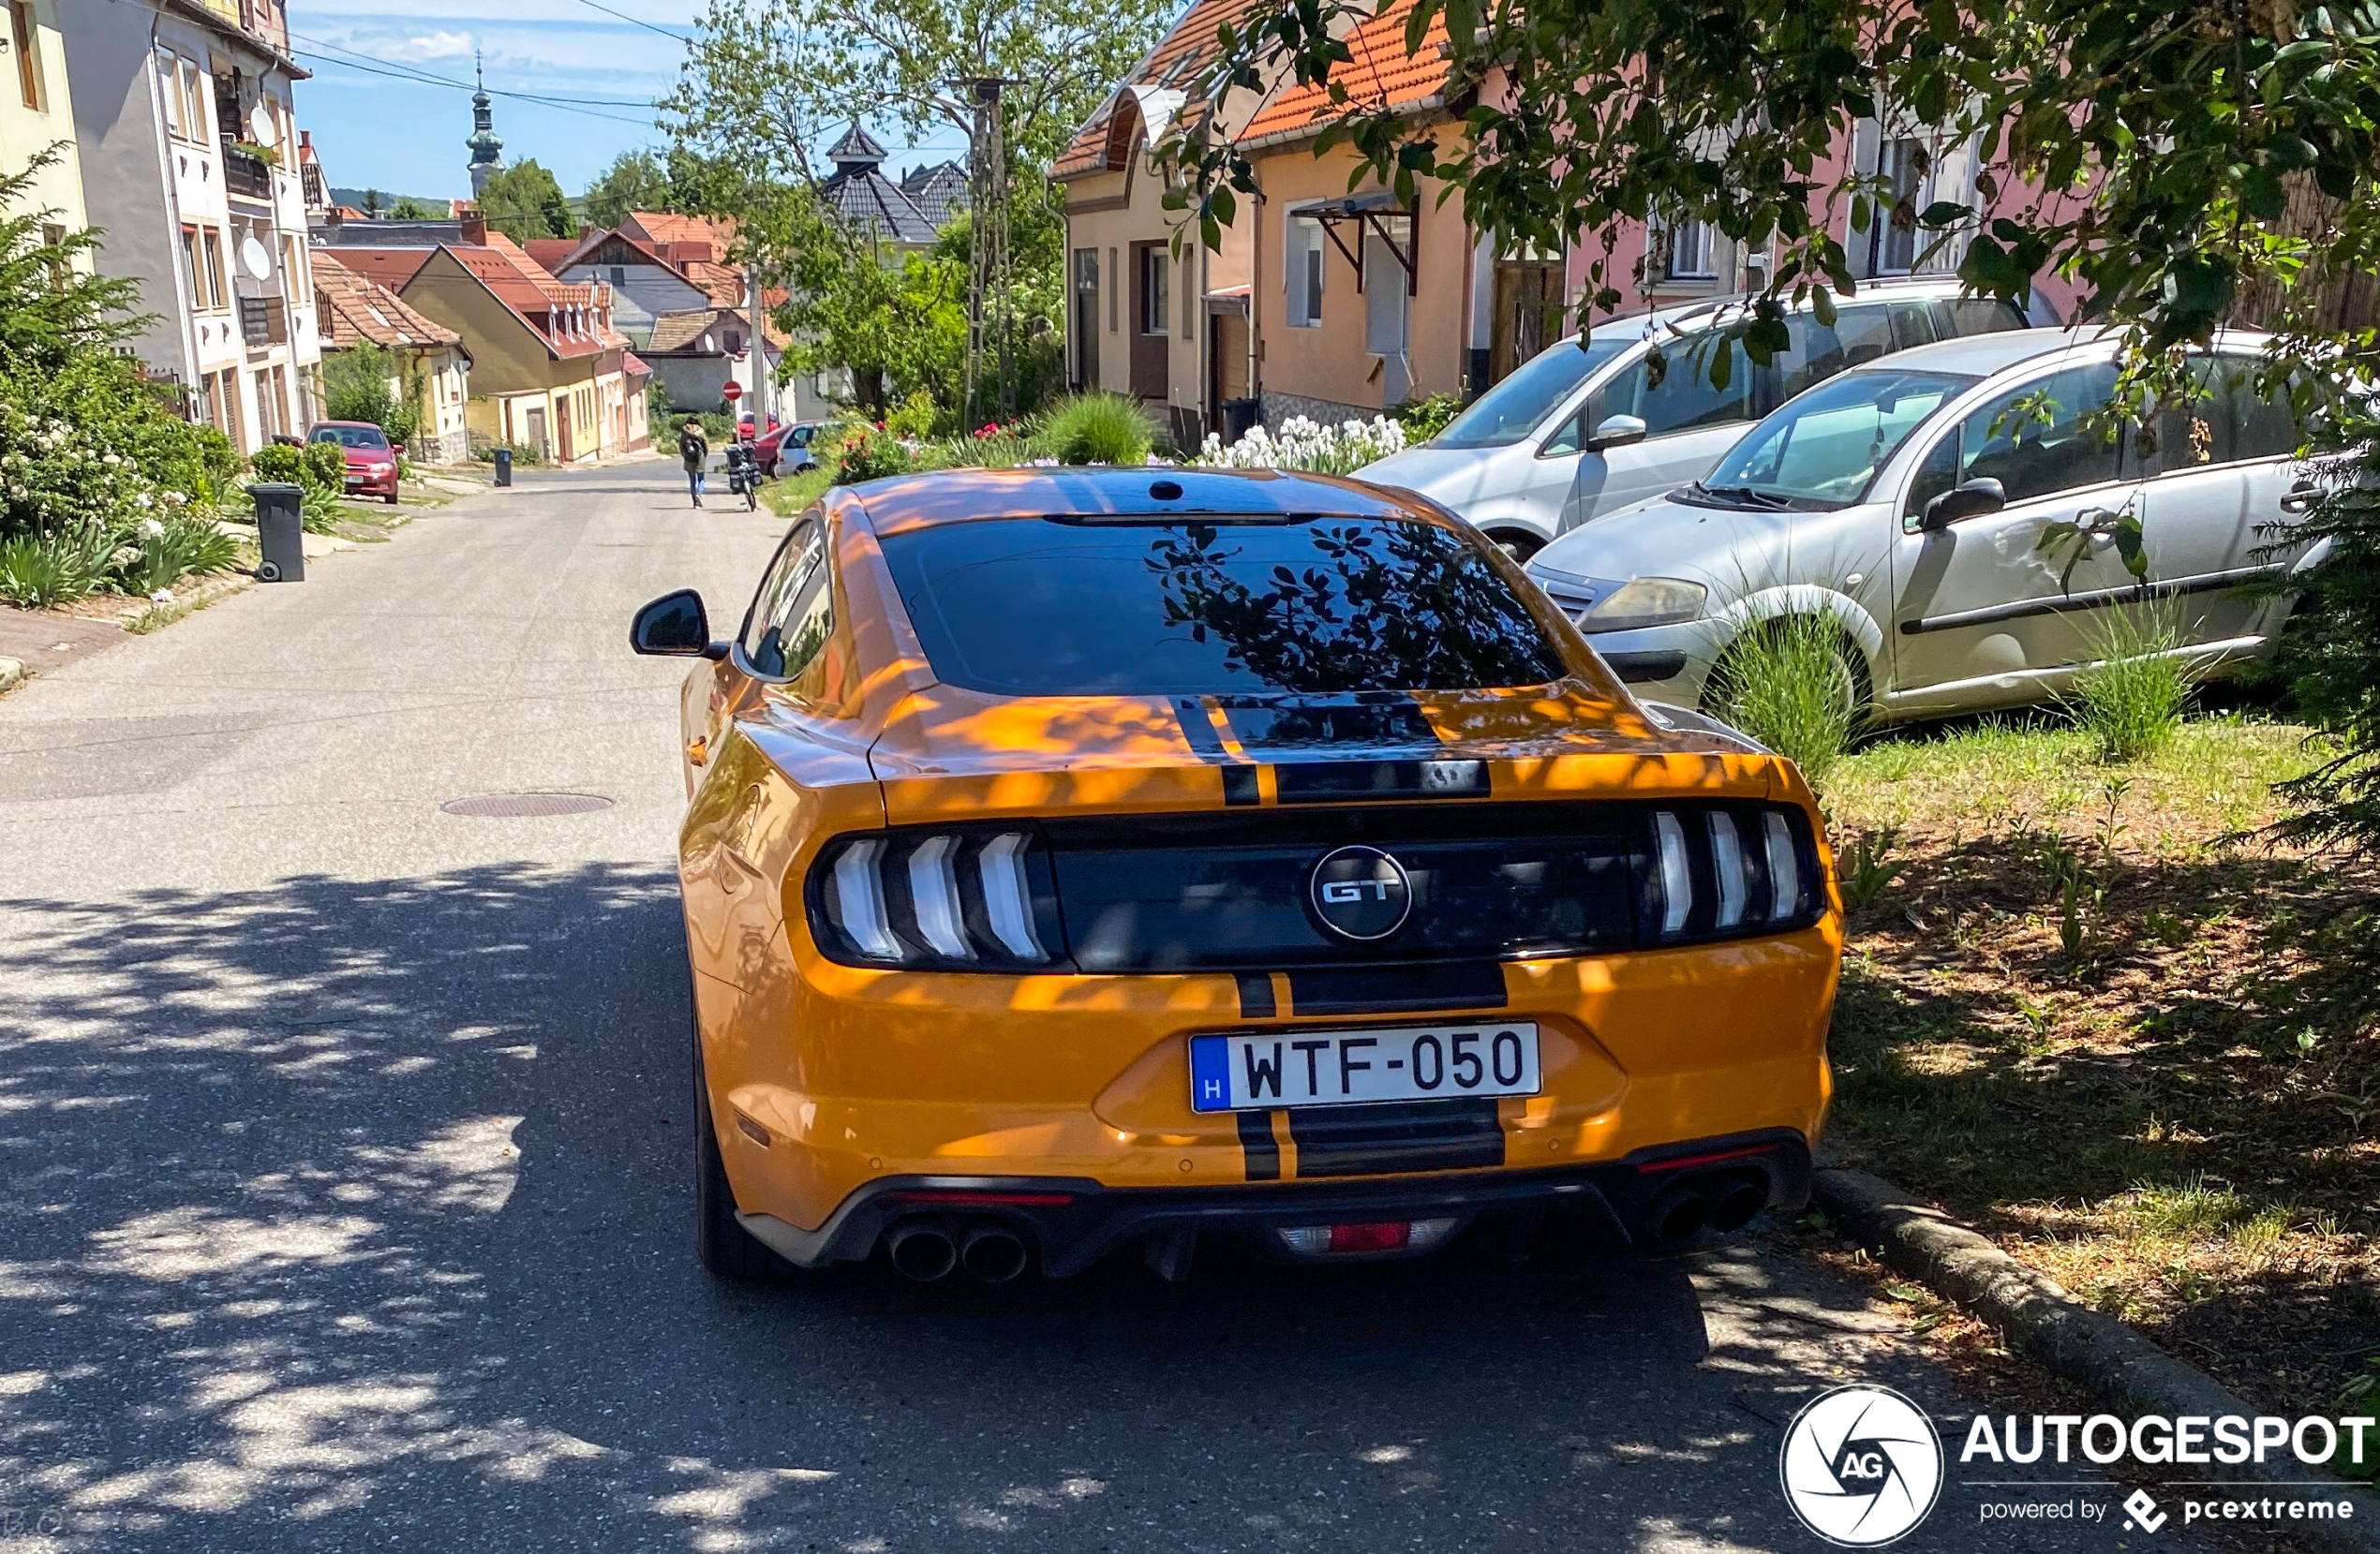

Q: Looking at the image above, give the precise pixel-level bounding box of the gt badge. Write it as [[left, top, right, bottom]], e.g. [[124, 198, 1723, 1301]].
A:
[[1307, 845, 1413, 941]]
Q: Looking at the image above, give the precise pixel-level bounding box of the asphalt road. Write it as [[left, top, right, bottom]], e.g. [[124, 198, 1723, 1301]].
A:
[[0, 464, 2194, 1552]]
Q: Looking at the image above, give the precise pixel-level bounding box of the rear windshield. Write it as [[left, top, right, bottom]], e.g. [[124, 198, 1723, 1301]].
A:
[[312, 426, 389, 449], [881, 516, 1566, 696]]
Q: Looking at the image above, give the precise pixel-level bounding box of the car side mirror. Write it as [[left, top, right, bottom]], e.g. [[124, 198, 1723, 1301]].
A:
[[1585, 414, 1648, 452], [1921, 477, 2006, 531], [630, 589, 727, 659]]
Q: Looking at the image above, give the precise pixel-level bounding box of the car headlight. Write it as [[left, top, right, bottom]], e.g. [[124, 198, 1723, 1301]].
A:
[[1580, 576, 1707, 634]]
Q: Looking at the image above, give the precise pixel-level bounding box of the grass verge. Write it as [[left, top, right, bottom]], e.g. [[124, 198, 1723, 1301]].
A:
[[1821, 708, 2379, 1436]]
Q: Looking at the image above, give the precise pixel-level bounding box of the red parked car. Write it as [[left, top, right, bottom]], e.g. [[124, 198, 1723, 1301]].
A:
[[307, 422, 401, 504], [753, 420, 822, 477]]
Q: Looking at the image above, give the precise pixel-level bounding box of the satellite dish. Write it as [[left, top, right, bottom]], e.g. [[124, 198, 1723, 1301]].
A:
[[240, 236, 273, 281], [248, 101, 278, 147]]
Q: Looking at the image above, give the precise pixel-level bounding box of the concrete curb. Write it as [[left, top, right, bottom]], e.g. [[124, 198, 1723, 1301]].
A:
[[0, 656, 22, 694], [1812, 1167, 2380, 1553]]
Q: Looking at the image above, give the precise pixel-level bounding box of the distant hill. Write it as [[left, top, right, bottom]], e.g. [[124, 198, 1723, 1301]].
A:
[[327, 185, 454, 215]]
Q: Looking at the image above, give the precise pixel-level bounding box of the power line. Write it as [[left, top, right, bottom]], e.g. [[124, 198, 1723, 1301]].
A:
[[285, 33, 663, 124], [570, 0, 695, 42]]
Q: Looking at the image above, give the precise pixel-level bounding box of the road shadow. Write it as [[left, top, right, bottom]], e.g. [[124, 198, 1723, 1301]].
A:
[[0, 863, 1935, 1552]]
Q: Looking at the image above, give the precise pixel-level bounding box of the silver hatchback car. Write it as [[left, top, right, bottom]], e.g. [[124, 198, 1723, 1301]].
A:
[[1524, 328, 2323, 723], [1357, 276, 2056, 558]]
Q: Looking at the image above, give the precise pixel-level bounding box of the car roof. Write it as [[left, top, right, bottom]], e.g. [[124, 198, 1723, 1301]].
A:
[[1869, 322, 2282, 379], [309, 420, 379, 429], [1577, 274, 1982, 347], [850, 466, 1437, 536]]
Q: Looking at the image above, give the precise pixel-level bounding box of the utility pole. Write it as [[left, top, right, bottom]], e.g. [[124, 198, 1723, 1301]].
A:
[[957, 77, 1019, 426], [746, 246, 771, 434]]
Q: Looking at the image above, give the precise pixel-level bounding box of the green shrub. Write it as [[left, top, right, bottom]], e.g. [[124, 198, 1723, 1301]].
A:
[[885, 390, 939, 442], [1706, 614, 1866, 788], [821, 423, 913, 483], [250, 443, 306, 485], [1037, 392, 1153, 466], [302, 440, 348, 495], [2072, 598, 2194, 762], [0, 525, 112, 605], [1391, 392, 1465, 442]]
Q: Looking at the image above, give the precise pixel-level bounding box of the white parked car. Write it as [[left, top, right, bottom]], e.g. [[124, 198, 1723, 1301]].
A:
[[1357, 276, 2059, 558], [1523, 327, 2323, 723]]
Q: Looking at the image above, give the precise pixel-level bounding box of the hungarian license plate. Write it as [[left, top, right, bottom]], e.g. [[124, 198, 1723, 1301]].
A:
[[1188, 1022, 1540, 1112]]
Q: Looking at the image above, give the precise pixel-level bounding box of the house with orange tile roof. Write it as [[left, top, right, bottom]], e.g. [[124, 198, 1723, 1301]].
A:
[[310, 251, 474, 463], [321, 213, 644, 462], [1054, 0, 1278, 447]]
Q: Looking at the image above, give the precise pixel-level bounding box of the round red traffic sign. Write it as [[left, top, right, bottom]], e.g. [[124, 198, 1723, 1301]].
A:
[[721, 379, 743, 399]]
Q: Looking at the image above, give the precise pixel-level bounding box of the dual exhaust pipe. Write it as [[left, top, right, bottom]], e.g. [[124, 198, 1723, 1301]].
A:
[[885, 1219, 1030, 1284], [1636, 1169, 1769, 1250]]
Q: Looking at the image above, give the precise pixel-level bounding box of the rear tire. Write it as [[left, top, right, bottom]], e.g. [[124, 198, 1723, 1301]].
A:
[[690, 981, 791, 1282]]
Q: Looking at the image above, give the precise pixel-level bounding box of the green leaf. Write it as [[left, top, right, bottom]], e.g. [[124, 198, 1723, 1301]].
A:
[[1810, 286, 1837, 327]]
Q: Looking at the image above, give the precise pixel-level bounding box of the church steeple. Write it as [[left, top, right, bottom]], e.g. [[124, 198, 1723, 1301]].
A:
[[466, 52, 503, 197]]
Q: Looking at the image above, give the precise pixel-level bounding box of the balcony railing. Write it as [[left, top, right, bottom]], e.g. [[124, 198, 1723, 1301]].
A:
[[239, 295, 286, 348], [222, 142, 274, 200]]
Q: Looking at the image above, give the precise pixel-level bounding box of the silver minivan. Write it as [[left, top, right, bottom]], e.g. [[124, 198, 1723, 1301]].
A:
[[1358, 276, 2057, 557], [1521, 328, 2322, 723]]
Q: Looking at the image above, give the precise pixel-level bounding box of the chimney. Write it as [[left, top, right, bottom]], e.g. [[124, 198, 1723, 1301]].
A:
[[460, 210, 487, 246]]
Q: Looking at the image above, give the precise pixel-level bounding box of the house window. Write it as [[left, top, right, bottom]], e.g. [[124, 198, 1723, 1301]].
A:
[[10, 0, 40, 111], [1661, 217, 1717, 281], [1140, 247, 1168, 336], [279, 235, 306, 304], [1868, 137, 1926, 275], [199, 228, 228, 311], [1286, 214, 1325, 328], [610, 265, 626, 285]]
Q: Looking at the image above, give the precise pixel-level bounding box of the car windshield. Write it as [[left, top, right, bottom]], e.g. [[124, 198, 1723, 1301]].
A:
[[881, 516, 1566, 696], [1431, 335, 1632, 448], [313, 426, 389, 450], [1689, 369, 1977, 510]]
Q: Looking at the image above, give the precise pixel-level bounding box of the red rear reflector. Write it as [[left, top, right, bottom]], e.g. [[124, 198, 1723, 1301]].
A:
[[1328, 1221, 1411, 1253], [1635, 1147, 1772, 1175], [885, 1191, 1075, 1206]]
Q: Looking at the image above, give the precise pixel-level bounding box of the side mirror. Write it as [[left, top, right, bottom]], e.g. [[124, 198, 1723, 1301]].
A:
[[391, 442, 406, 456], [1921, 477, 2007, 531], [630, 588, 727, 659], [1585, 414, 1648, 452]]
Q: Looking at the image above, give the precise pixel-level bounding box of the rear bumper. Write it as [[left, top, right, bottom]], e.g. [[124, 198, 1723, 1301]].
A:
[[737, 1127, 1813, 1276]]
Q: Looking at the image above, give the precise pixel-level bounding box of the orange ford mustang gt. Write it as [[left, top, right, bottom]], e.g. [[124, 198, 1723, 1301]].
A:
[[630, 466, 1842, 1284]]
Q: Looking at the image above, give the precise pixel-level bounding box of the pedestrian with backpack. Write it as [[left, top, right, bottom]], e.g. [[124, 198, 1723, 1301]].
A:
[[678, 419, 709, 509]]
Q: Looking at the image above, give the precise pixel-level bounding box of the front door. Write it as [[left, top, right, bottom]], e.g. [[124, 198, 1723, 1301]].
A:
[[1209, 309, 1249, 427], [525, 406, 548, 459], [1071, 247, 1100, 390], [1886, 359, 2146, 708], [1128, 242, 1168, 401]]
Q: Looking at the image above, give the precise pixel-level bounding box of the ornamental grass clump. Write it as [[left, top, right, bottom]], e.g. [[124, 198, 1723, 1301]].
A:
[[2071, 597, 2194, 763], [1706, 612, 1865, 789], [1037, 392, 1155, 466]]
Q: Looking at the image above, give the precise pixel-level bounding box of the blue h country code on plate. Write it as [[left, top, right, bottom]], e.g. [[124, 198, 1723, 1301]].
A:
[[1189, 1023, 1540, 1112]]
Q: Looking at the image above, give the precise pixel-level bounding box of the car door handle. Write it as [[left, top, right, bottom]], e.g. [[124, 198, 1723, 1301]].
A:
[[2280, 481, 2321, 514]]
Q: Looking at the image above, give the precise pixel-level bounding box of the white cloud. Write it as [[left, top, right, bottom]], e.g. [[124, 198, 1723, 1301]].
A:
[[381, 29, 473, 62]]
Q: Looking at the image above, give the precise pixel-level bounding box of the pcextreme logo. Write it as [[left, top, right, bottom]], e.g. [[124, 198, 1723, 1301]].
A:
[[1778, 1384, 1946, 1547]]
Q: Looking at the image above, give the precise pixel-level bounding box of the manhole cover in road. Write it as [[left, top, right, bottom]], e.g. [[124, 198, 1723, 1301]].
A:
[[439, 792, 616, 818]]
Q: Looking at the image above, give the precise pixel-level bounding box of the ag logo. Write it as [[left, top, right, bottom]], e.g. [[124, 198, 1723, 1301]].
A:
[[1307, 845, 1412, 941], [1778, 1384, 1943, 1547]]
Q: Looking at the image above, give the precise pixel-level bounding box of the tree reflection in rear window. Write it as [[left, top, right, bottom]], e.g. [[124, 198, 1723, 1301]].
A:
[[880, 515, 1567, 696]]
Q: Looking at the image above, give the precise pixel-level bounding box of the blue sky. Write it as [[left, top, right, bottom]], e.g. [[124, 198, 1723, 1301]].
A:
[[287, 0, 965, 203]]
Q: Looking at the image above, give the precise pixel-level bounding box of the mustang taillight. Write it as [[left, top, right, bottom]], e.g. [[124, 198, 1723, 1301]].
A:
[[1645, 803, 1823, 943], [808, 827, 1064, 969]]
